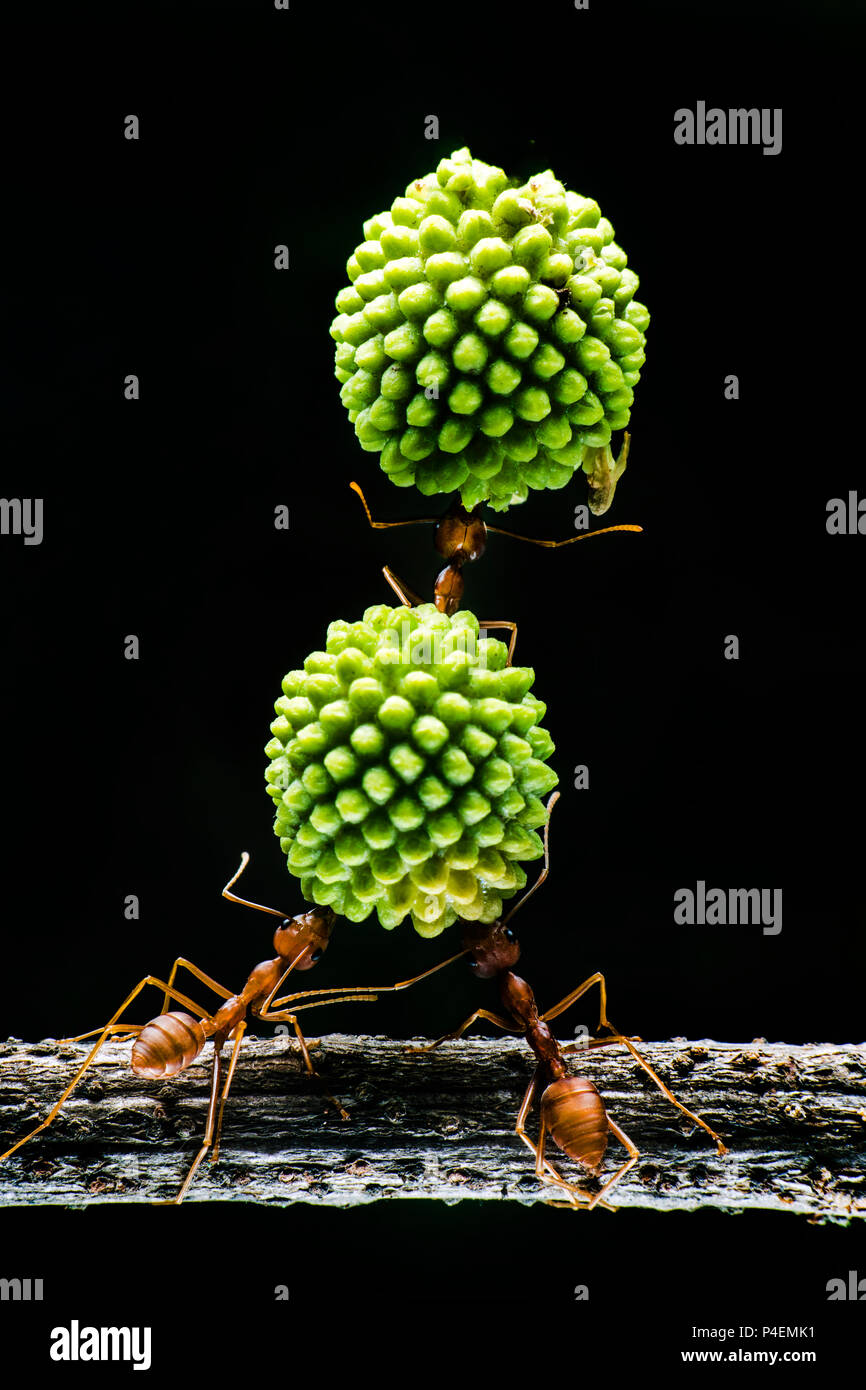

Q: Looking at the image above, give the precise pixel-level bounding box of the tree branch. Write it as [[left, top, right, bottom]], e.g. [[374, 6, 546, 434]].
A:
[[1, 1036, 864, 1218]]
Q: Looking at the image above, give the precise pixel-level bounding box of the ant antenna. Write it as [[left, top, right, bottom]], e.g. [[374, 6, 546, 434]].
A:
[[350, 481, 437, 530], [503, 790, 560, 926], [221, 852, 286, 921]]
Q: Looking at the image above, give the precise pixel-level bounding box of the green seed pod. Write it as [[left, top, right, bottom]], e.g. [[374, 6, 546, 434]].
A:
[[331, 148, 648, 512], [267, 604, 558, 937]]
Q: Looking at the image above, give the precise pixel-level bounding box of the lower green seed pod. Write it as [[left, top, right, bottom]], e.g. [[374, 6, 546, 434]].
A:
[[266, 604, 558, 936]]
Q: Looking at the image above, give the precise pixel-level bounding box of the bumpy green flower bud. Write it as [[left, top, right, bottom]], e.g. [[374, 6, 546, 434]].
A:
[[331, 148, 648, 513], [265, 604, 558, 937]]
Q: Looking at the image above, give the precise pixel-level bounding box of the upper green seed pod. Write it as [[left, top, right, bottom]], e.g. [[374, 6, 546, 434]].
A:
[[266, 603, 558, 937], [331, 148, 648, 513]]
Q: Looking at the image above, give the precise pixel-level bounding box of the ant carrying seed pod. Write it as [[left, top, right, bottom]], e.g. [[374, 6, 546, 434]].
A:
[[408, 792, 727, 1208], [0, 855, 400, 1204], [290, 792, 727, 1210], [350, 475, 641, 617]]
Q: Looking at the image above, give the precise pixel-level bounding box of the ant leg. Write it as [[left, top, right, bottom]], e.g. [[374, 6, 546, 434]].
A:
[[512, 1059, 618, 1213], [514, 1059, 620, 1214], [478, 620, 517, 665], [263, 991, 382, 1117], [66, 978, 215, 1045], [527, 1097, 603, 1210], [162, 1039, 227, 1205], [64, 1023, 145, 1044], [74, 953, 233, 1048], [514, 1068, 538, 1146], [587, 1116, 639, 1209], [515, 1068, 554, 1175], [256, 937, 457, 1018], [263, 1008, 350, 1120], [350, 481, 437, 531], [407, 1009, 521, 1054], [501, 791, 560, 928], [284, 993, 379, 1013], [352, 476, 641, 547], [264, 946, 469, 1014], [262, 1010, 316, 1072], [210, 1022, 247, 1167], [543, 1195, 616, 1211], [382, 565, 423, 608], [513, 1068, 581, 1195], [486, 514, 642, 549], [66, 974, 216, 1046], [560, 1032, 727, 1154], [258, 933, 469, 1022], [160, 958, 234, 1017], [540, 971, 615, 1035], [545, 1192, 617, 1213], [1, 976, 215, 1162]]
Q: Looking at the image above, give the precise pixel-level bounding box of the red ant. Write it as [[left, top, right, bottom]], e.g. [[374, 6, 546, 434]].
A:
[[0, 854, 454, 1204], [408, 791, 727, 1208], [281, 792, 727, 1210], [350, 471, 641, 619]]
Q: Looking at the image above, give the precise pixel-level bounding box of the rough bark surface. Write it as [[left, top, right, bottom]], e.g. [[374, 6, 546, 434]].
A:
[[1, 1035, 864, 1218]]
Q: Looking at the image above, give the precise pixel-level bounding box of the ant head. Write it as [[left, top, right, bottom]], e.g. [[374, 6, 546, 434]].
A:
[[273, 906, 336, 971], [461, 918, 521, 979], [434, 505, 487, 565]]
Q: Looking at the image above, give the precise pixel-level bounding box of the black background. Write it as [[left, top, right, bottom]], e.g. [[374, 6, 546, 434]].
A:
[[1, 0, 863, 1375]]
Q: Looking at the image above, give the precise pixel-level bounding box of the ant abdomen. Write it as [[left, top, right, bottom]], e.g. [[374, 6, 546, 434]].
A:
[[542, 1076, 608, 1173], [131, 1012, 207, 1079]]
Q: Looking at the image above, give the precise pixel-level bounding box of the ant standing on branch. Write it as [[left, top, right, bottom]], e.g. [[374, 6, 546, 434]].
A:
[[319, 484, 723, 1208]]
